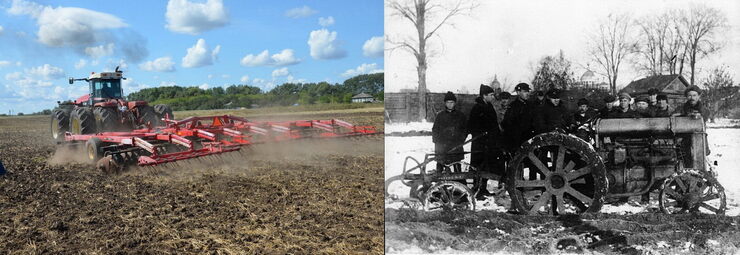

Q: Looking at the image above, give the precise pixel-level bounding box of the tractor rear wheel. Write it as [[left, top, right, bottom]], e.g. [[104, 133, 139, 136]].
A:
[[137, 105, 160, 128], [94, 107, 120, 132], [506, 132, 608, 215], [154, 104, 174, 121], [50, 109, 71, 142], [70, 107, 96, 134]]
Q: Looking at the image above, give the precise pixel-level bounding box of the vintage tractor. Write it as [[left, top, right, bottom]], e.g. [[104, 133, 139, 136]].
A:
[[50, 67, 173, 142], [386, 116, 726, 215]]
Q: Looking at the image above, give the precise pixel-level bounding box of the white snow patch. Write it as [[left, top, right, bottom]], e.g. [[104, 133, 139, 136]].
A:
[[385, 121, 433, 134]]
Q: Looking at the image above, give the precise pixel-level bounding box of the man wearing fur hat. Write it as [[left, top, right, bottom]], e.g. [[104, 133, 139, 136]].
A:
[[468, 84, 505, 199], [432, 91, 467, 173], [634, 97, 652, 117]]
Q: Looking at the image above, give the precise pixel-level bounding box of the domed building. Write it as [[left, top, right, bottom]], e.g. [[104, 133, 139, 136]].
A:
[[572, 67, 609, 92]]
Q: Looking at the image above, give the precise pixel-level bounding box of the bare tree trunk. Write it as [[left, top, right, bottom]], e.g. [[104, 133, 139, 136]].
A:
[[416, 2, 427, 121]]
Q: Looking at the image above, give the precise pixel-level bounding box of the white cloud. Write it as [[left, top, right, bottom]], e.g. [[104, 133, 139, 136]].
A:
[[198, 83, 210, 90], [84, 43, 115, 59], [160, 81, 176, 87], [253, 78, 265, 83], [74, 59, 87, 69], [7, 0, 148, 63], [0, 25, 4, 35], [165, 0, 229, 35], [285, 6, 317, 18], [341, 63, 382, 77], [0, 61, 12, 68], [240, 75, 249, 83], [221, 74, 230, 79], [286, 75, 307, 84], [182, 38, 220, 68], [308, 29, 346, 60], [28, 64, 65, 80], [15, 61, 22, 67], [122, 78, 151, 94], [139, 57, 175, 72], [240, 49, 301, 67], [318, 16, 335, 27], [362, 36, 383, 58], [5, 72, 22, 80], [207, 74, 214, 79], [272, 67, 290, 77]]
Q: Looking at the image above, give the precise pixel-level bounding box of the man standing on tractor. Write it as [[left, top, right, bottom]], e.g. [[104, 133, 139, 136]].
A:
[[650, 94, 672, 117], [608, 92, 638, 118], [674, 85, 709, 121], [503, 83, 533, 153], [468, 84, 505, 200], [599, 95, 617, 118], [432, 92, 467, 173]]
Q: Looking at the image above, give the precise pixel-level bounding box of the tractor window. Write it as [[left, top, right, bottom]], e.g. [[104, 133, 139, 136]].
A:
[[92, 80, 122, 99]]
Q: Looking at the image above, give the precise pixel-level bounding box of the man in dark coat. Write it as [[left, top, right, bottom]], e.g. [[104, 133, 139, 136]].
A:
[[468, 84, 505, 199], [674, 85, 709, 121], [533, 89, 571, 134], [634, 97, 652, 117], [647, 88, 659, 109], [608, 92, 638, 118], [432, 91, 467, 173], [599, 95, 617, 118], [503, 83, 533, 153], [649, 94, 672, 117]]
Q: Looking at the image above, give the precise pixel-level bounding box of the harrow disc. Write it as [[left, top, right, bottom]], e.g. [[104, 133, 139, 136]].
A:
[[96, 155, 125, 174], [506, 132, 607, 215], [422, 181, 475, 211], [658, 170, 726, 215]]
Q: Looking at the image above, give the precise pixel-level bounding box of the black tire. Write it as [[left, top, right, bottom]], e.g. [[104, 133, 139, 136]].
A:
[[94, 107, 120, 132], [70, 107, 96, 134], [506, 132, 608, 215], [137, 105, 160, 127], [50, 109, 71, 142], [85, 137, 104, 163], [154, 104, 174, 121]]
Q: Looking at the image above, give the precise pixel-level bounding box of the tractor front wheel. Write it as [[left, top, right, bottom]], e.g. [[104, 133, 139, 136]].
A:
[[70, 107, 96, 134], [94, 107, 120, 132]]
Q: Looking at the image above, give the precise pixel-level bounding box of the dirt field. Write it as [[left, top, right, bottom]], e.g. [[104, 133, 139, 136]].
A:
[[0, 108, 384, 254]]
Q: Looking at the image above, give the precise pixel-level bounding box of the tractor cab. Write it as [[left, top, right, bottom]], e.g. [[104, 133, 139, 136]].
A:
[[69, 69, 125, 105]]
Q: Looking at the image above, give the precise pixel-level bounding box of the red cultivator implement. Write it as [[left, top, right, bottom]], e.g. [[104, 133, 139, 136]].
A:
[[63, 115, 377, 173]]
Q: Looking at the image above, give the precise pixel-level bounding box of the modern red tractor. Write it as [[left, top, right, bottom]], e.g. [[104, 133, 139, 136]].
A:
[[50, 67, 173, 142]]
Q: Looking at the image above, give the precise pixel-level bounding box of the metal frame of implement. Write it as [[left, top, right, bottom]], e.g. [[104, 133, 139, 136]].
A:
[[63, 115, 376, 170]]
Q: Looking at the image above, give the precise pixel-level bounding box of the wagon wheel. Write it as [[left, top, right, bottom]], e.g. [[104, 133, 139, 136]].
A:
[[422, 181, 475, 211], [506, 132, 608, 215], [658, 170, 726, 215]]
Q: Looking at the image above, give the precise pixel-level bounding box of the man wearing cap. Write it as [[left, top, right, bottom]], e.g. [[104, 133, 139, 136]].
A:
[[649, 94, 672, 117], [573, 98, 597, 127], [647, 88, 659, 109], [533, 89, 571, 134], [503, 83, 534, 153], [468, 84, 505, 199], [599, 95, 617, 118], [432, 92, 467, 173], [674, 85, 709, 121], [608, 92, 638, 118], [634, 97, 651, 117]]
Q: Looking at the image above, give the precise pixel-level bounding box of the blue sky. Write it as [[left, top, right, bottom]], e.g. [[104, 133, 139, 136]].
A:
[[0, 0, 384, 114]]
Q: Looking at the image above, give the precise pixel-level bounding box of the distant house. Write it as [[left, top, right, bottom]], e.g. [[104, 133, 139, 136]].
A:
[[352, 93, 374, 103], [620, 74, 690, 106]]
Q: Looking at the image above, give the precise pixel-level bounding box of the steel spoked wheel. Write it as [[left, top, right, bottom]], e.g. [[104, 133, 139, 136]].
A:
[[659, 171, 726, 215], [507, 132, 607, 215], [423, 181, 475, 211]]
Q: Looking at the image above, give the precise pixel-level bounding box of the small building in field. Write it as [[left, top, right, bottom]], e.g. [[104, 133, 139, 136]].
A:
[[351, 93, 374, 103], [619, 74, 690, 107]]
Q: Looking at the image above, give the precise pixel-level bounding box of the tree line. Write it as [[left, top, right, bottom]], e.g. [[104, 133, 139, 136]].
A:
[[127, 72, 383, 111]]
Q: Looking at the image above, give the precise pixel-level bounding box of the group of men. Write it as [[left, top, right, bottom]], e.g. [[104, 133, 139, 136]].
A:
[[431, 82, 710, 200]]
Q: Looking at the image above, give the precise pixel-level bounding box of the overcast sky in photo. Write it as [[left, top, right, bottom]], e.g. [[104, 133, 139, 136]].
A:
[[0, 0, 383, 114], [385, 0, 740, 94]]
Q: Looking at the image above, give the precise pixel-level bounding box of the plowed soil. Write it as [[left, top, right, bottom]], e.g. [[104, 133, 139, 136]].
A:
[[0, 111, 383, 254], [386, 207, 740, 254]]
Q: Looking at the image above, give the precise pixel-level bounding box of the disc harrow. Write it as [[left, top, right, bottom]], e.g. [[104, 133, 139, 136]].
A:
[[63, 115, 377, 173]]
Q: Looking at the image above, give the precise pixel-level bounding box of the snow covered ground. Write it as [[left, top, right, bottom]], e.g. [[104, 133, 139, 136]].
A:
[[385, 120, 740, 215]]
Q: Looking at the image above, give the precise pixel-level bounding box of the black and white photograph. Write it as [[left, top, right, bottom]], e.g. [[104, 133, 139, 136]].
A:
[[384, 0, 740, 253]]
